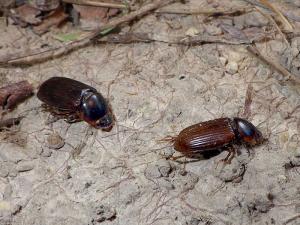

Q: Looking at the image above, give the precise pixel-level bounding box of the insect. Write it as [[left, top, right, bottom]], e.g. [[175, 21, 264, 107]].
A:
[[37, 77, 113, 130], [165, 117, 264, 163]]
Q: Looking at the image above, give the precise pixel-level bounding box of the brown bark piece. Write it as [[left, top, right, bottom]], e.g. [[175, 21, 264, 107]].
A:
[[33, 8, 68, 35], [13, 4, 42, 25], [0, 81, 33, 110]]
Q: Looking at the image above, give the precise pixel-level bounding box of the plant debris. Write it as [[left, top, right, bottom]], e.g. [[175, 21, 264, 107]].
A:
[[0, 81, 33, 110]]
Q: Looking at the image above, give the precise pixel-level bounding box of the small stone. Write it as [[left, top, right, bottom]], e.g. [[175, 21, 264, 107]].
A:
[[3, 184, 12, 200], [294, 148, 300, 158], [47, 133, 65, 150], [219, 57, 227, 66], [16, 161, 34, 172], [225, 61, 238, 74], [156, 160, 172, 177], [0, 162, 16, 178], [277, 174, 288, 184], [185, 27, 200, 37], [144, 164, 161, 179], [204, 24, 222, 35], [158, 178, 175, 190], [0, 166, 9, 178], [91, 205, 116, 224]]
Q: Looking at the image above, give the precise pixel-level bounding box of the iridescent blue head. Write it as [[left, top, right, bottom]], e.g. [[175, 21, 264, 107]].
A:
[[80, 90, 113, 130], [233, 118, 263, 145]]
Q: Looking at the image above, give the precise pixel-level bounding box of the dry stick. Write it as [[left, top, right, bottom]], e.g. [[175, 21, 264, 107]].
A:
[[259, 0, 293, 32], [156, 6, 251, 16], [244, 0, 298, 23], [283, 214, 300, 225], [243, 84, 253, 118], [62, 0, 128, 9], [98, 30, 273, 45], [247, 45, 300, 84], [254, 6, 289, 46], [0, 0, 177, 66], [0, 28, 273, 66]]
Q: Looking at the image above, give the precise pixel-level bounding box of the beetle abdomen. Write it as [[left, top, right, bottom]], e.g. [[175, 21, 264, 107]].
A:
[[174, 118, 235, 154]]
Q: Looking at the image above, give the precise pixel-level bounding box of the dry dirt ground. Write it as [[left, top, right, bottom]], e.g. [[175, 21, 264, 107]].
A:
[[0, 0, 300, 225]]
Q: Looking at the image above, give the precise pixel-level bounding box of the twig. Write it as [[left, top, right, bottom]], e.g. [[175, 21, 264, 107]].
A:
[[283, 214, 300, 225], [259, 0, 293, 32], [247, 45, 300, 84], [97, 29, 274, 45], [244, 0, 298, 23], [254, 6, 289, 46], [156, 6, 251, 16], [243, 84, 253, 118], [0, 0, 177, 66], [62, 0, 128, 9], [0, 116, 23, 130], [0, 81, 33, 110]]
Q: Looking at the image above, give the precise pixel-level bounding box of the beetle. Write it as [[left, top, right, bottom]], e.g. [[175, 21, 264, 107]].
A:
[[37, 77, 113, 130], [164, 117, 264, 163]]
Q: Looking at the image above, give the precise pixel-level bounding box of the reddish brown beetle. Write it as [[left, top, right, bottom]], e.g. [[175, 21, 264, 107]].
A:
[[165, 117, 263, 162], [37, 77, 113, 130]]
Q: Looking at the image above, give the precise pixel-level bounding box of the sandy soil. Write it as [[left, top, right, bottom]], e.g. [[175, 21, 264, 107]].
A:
[[0, 0, 300, 225]]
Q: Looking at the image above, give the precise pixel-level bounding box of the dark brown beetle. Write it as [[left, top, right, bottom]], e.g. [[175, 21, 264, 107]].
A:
[[37, 77, 113, 130], [166, 117, 264, 162]]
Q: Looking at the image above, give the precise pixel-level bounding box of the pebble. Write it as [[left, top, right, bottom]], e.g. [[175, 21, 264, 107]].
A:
[[0, 162, 16, 178], [16, 161, 34, 172], [225, 61, 238, 74], [204, 24, 222, 36], [144, 164, 161, 179], [47, 133, 65, 150], [219, 57, 228, 66], [294, 147, 300, 158], [91, 205, 116, 224], [156, 160, 172, 177], [0, 165, 9, 178], [158, 178, 175, 190]]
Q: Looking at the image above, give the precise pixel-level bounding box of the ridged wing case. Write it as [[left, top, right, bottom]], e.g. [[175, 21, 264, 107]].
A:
[[174, 118, 236, 154]]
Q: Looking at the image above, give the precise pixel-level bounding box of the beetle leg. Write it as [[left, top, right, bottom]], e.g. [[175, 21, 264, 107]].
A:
[[215, 146, 235, 169], [221, 146, 236, 164], [169, 155, 185, 161], [66, 114, 81, 123]]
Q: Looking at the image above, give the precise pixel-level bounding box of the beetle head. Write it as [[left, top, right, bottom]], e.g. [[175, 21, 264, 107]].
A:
[[233, 117, 263, 146], [80, 91, 113, 130]]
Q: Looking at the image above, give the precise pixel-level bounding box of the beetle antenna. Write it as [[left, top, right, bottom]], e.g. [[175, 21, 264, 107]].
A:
[[156, 135, 176, 143]]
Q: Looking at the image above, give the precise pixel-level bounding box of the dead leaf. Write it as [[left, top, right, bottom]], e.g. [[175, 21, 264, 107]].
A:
[[53, 31, 92, 42], [73, 4, 119, 30], [12, 4, 41, 25], [33, 8, 68, 35]]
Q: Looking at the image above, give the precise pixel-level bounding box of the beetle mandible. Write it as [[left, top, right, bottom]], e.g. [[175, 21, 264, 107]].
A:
[[37, 77, 113, 130], [164, 117, 264, 163]]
